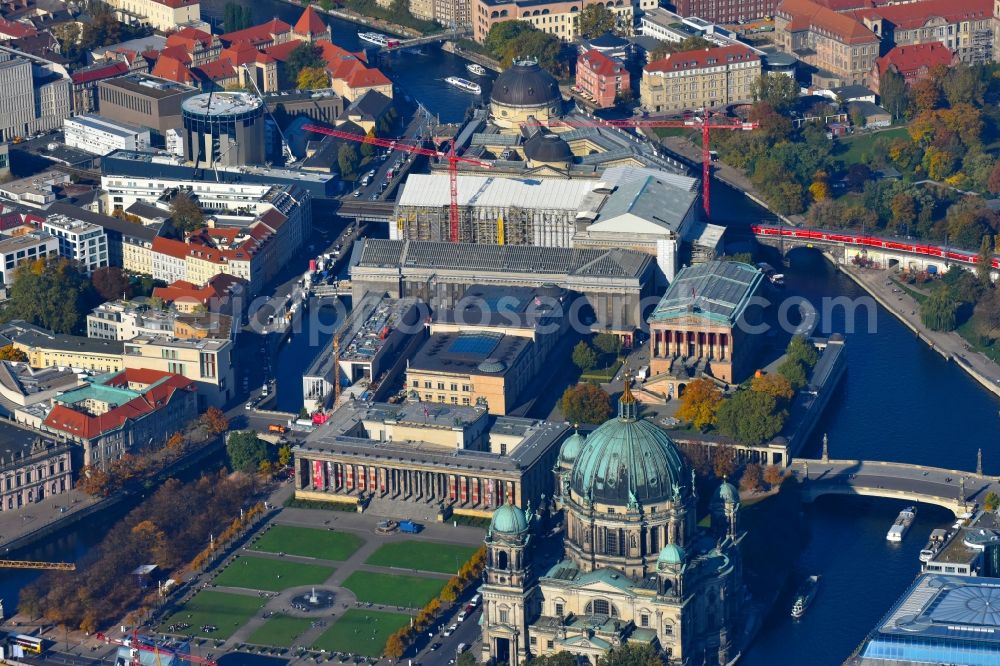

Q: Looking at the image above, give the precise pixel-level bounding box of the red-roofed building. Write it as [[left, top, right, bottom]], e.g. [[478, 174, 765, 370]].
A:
[[192, 58, 238, 88], [576, 49, 629, 108], [871, 42, 957, 92], [71, 61, 129, 113], [152, 273, 246, 314], [220, 17, 293, 50], [150, 50, 195, 85], [43, 368, 197, 469], [292, 6, 331, 42], [106, 0, 201, 32], [0, 17, 36, 41], [165, 26, 221, 65], [641, 45, 761, 113], [851, 0, 993, 63], [775, 0, 880, 86]]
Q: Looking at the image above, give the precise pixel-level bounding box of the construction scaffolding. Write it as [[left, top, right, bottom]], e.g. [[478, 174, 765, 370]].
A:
[[393, 202, 578, 246]]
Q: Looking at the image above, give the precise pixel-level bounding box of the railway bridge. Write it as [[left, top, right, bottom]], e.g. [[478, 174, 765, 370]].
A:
[[751, 224, 1000, 277]]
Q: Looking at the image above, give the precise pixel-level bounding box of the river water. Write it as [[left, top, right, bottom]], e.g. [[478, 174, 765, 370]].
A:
[[5, 5, 999, 663]]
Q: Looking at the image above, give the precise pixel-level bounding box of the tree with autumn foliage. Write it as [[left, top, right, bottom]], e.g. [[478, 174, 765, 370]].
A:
[[78, 465, 112, 496], [166, 432, 185, 451], [750, 372, 794, 403], [764, 464, 786, 488], [739, 462, 763, 492], [560, 383, 612, 425], [385, 631, 406, 659], [0, 345, 27, 362], [200, 406, 229, 435], [297, 66, 329, 90], [912, 77, 942, 112], [2, 256, 96, 334], [676, 377, 723, 429]]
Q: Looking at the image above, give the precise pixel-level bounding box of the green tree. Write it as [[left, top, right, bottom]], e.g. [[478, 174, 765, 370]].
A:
[[3, 257, 95, 334], [786, 335, 818, 368], [879, 66, 909, 121], [578, 4, 616, 39], [649, 35, 712, 61], [531, 653, 579, 666], [286, 42, 325, 83], [921, 286, 959, 331], [170, 191, 204, 233], [560, 383, 612, 425], [716, 390, 786, 446], [338, 143, 360, 180], [676, 377, 723, 429], [505, 29, 564, 74], [973, 287, 1000, 343], [597, 642, 665, 666], [750, 73, 799, 113], [978, 234, 993, 285], [572, 341, 598, 372], [592, 332, 621, 357], [91, 267, 131, 301], [455, 653, 476, 666], [984, 491, 999, 512], [942, 64, 985, 107], [484, 20, 533, 60], [297, 66, 329, 90], [278, 443, 292, 467], [226, 431, 269, 473], [777, 358, 808, 390]]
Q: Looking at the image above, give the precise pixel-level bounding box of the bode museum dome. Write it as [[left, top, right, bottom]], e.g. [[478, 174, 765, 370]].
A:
[[489, 57, 562, 129], [479, 381, 749, 665]]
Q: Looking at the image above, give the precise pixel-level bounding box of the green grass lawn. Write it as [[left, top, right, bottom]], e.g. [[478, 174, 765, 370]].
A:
[[213, 555, 334, 591], [251, 524, 364, 560], [311, 609, 411, 657], [365, 540, 478, 574], [158, 591, 264, 639], [835, 126, 909, 165], [341, 570, 446, 608], [247, 615, 314, 648]]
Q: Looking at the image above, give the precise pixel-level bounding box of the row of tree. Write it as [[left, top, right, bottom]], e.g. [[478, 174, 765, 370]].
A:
[[226, 430, 292, 476], [19, 472, 258, 632]]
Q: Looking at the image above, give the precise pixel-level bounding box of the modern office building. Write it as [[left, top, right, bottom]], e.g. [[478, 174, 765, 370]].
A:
[[41, 214, 110, 275], [0, 47, 70, 141], [45, 202, 161, 273], [350, 239, 657, 342], [181, 92, 266, 167], [64, 113, 151, 156], [292, 399, 573, 520], [850, 573, 1000, 665], [480, 387, 747, 664], [0, 231, 58, 284], [97, 74, 198, 142], [647, 261, 765, 393], [121, 335, 233, 408], [87, 300, 233, 341]]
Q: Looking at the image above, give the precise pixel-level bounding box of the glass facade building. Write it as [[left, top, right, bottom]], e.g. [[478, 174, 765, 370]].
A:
[[181, 92, 265, 168]]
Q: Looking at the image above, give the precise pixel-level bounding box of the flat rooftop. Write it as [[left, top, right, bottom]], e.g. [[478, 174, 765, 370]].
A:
[[0, 231, 54, 254], [66, 113, 145, 138], [408, 331, 531, 377], [101, 73, 196, 99], [649, 260, 765, 326], [339, 294, 419, 363], [13, 329, 124, 356], [181, 92, 263, 117], [397, 174, 598, 211], [433, 284, 566, 330]]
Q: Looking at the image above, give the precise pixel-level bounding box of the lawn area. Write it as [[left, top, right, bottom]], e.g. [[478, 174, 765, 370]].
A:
[[213, 555, 334, 591], [251, 524, 363, 561], [341, 571, 445, 607], [159, 591, 264, 639], [311, 609, 411, 657], [835, 126, 909, 165], [365, 540, 478, 574], [247, 615, 314, 648]]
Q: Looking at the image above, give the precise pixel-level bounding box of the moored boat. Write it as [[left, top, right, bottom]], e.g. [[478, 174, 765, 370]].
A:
[[791, 575, 820, 619], [466, 63, 487, 76], [886, 506, 917, 542]]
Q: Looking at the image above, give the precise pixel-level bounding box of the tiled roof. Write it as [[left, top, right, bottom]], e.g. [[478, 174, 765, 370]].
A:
[[644, 44, 759, 74], [71, 60, 129, 85], [152, 274, 244, 305], [777, 0, 879, 44], [579, 49, 625, 77], [877, 42, 955, 77], [221, 42, 274, 65], [0, 17, 36, 39], [193, 59, 236, 82], [294, 6, 327, 36], [344, 66, 391, 89], [151, 54, 194, 84], [165, 26, 215, 50], [220, 18, 292, 46], [852, 0, 991, 31], [151, 236, 191, 260]]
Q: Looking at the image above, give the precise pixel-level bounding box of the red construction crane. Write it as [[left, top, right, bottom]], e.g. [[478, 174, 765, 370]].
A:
[[302, 124, 492, 242], [96, 630, 218, 666], [536, 114, 758, 219]]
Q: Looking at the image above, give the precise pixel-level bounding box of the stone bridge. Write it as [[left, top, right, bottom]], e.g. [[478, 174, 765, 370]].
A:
[[751, 224, 999, 277], [788, 456, 995, 515], [336, 200, 394, 222]]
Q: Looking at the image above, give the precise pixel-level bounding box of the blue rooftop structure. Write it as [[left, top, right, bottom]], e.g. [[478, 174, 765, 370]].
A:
[[854, 573, 1000, 666]]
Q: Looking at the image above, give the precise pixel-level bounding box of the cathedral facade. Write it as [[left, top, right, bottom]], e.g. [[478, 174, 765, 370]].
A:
[[479, 384, 747, 665]]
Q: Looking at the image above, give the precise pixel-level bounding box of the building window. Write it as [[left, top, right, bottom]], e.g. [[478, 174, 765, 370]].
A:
[[499, 608, 509, 623], [437, 382, 445, 390], [555, 602, 564, 616], [546, 640, 554, 650], [529, 637, 537, 645], [641, 614, 649, 627], [664, 623, 674, 636], [590, 599, 611, 616]]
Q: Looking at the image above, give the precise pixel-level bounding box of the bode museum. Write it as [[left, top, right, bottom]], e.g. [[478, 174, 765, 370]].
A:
[[479, 383, 748, 665]]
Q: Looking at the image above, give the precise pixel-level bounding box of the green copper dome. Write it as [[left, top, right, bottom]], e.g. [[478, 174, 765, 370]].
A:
[[570, 382, 686, 505], [490, 501, 530, 535], [715, 480, 739, 505], [658, 543, 686, 566], [559, 430, 585, 464]]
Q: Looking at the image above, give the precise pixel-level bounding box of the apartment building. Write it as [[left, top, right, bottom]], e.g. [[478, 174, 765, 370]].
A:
[[472, 0, 642, 43], [45, 202, 161, 274], [41, 215, 110, 274], [411, 0, 436, 20], [433, 0, 470, 28], [87, 300, 234, 341], [870, 42, 957, 92], [122, 335, 233, 408], [42, 368, 197, 469], [852, 0, 994, 64], [577, 49, 629, 108], [774, 0, 880, 86], [0, 231, 58, 284], [12, 330, 125, 373], [641, 44, 761, 113], [107, 0, 201, 32], [0, 47, 70, 141], [673, 0, 776, 24]]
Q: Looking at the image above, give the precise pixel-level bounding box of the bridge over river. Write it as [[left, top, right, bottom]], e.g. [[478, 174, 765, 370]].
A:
[[789, 454, 994, 515]]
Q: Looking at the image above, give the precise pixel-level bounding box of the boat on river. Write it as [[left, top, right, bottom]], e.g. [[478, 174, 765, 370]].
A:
[[886, 506, 917, 542], [791, 575, 820, 619], [466, 63, 487, 76], [358, 32, 399, 47], [446, 76, 481, 94]]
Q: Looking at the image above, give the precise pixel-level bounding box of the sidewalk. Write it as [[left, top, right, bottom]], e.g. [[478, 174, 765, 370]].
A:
[[0, 488, 108, 553], [844, 266, 1000, 397]]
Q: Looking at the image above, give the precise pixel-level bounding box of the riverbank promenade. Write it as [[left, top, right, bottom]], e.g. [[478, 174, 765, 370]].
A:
[[0, 489, 105, 555]]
